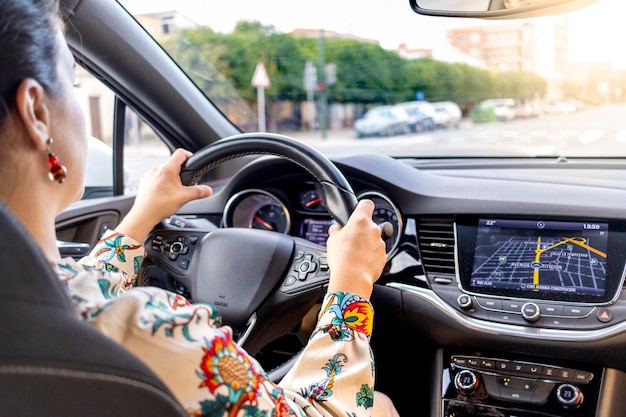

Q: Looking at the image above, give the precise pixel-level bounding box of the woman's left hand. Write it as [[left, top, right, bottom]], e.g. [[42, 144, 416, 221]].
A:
[[115, 148, 212, 243]]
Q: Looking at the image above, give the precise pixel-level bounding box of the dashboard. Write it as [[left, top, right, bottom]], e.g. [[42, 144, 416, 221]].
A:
[[177, 153, 626, 417]]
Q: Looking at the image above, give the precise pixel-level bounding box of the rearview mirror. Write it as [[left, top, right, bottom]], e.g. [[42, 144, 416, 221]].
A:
[[410, 0, 600, 19]]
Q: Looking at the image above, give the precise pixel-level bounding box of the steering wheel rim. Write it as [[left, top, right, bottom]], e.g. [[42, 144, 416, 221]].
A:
[[145, 132, 358, 380], [180, 132, 358, 226]]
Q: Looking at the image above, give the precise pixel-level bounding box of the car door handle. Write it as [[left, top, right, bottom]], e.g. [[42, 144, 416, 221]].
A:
[[56, 240, 91, 258]]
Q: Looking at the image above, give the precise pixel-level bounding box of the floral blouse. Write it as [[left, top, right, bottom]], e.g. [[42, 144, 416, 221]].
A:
[[54, 229, 378, 416]]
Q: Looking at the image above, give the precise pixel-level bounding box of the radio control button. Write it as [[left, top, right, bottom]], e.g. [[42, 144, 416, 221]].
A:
[[457, 294, 473, 310], [476, 297, 502, 310], [487, 311, 526, 325], [521, 302, 541, 322], [502, 300, 524, 311], [562, 305, 593, 317], [538, 303, 563, 316], [539, 316, 578, 329]]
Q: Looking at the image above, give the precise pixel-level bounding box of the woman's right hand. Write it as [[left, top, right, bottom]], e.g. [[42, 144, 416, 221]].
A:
[[325, 199, 387, 299]]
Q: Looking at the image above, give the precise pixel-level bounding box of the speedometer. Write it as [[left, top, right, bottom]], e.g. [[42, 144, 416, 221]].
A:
[[223, 189, 291, 234], [357, 191, 403, 257]]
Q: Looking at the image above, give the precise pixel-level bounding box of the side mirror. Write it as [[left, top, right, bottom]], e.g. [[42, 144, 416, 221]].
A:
[[410, 0, 600, 19]]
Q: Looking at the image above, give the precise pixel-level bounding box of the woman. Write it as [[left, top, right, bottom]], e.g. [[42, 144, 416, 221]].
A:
[[0, 0, 399, 416]]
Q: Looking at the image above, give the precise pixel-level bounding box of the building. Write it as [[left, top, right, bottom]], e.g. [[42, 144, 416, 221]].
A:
[[447, 22, 536, 72], [447, 18, 569, 98], [133, 11, 198, 41]]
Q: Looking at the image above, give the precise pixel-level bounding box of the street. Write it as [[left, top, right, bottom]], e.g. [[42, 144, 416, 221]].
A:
[[122, 103, 626, 191], [290, 103, 626, 158]]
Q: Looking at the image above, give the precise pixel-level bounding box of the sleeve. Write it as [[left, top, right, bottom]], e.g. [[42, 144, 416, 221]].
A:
[[278, 292, 377, 417], [65, 229, 376, 416]]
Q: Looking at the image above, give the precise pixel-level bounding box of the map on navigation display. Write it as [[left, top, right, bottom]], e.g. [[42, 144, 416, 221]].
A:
[[470, 219, 609, 297]]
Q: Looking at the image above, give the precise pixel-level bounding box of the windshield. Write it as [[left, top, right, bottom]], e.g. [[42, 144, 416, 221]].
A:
[[119, 0, 625, 158]]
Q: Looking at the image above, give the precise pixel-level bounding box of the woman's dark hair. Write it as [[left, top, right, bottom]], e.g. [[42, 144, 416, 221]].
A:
[[0, 0, 61, 122]]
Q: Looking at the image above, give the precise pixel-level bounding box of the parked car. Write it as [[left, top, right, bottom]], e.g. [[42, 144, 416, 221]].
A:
[[396, 100, 437, 132], [432, 100, 463, 128], [513, 101, 541, 119], [353, 105, 411, 138], [543, 99, 578, 114], [9, 0, 626, 416]]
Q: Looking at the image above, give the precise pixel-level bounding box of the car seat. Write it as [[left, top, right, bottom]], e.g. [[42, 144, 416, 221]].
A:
[[0, 202, 187, 417]]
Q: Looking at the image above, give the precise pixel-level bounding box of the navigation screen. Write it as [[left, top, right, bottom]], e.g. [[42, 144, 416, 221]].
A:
[[469, 219, 609, 299]]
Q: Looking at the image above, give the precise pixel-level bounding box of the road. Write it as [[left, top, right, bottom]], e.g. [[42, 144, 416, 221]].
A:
[[289, 103, 626, 158], [121, 103, 626, 191]]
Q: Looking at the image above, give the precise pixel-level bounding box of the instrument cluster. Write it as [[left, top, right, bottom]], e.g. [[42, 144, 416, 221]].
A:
[[222, 184, 403, 257]]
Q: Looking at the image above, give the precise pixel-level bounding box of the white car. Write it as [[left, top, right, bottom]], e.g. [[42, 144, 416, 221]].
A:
[[432, 101, 462, 128]]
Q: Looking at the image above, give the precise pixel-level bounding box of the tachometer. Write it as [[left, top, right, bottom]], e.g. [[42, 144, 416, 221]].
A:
[[299, 189, 325, 211], [223, 189, 291, 234], [251, 203, 288, 232], [357, 191, 403, 257]]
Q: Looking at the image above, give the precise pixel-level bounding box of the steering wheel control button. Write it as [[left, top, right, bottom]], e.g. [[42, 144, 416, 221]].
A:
[[319, 257, 328, 271], [177, 259, 189, 270], [294, 254, 318, 280], [521, 302, 541, 322], [284, 276, 297, 287]]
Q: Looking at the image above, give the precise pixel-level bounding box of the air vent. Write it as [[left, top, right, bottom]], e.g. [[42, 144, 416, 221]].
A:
[[417, 217, 456, 279]]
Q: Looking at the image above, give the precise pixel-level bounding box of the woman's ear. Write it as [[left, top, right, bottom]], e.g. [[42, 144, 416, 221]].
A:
[[14, 78, 51, 151]]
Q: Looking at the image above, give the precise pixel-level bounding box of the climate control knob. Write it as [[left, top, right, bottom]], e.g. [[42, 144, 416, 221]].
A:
[[454, 369, 479, 395], [556, 384, 583, 408]]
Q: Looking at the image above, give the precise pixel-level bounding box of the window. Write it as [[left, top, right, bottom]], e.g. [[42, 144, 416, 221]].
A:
[[77, 65, 170, 199]]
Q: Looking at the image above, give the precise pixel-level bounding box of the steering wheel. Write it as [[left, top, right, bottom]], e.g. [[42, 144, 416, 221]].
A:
[[144, 132, 358, 376]]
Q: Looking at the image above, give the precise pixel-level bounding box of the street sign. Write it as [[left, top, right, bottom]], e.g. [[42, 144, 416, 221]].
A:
[[251, 63, 271, 88], [304, 60, 317, 92]]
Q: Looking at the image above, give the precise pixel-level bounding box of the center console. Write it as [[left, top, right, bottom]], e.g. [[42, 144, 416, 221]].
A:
[[419, 216, 626, 416]]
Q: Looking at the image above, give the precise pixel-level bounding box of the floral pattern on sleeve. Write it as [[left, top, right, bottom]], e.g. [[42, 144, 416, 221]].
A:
[[53, 228, 382, 417]]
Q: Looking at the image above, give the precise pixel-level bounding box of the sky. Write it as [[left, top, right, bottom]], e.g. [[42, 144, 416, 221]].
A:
[[120, 0, 626, 68]]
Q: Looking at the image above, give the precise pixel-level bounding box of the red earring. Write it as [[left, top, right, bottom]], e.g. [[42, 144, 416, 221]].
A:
[[46, 138, 67, 183]]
